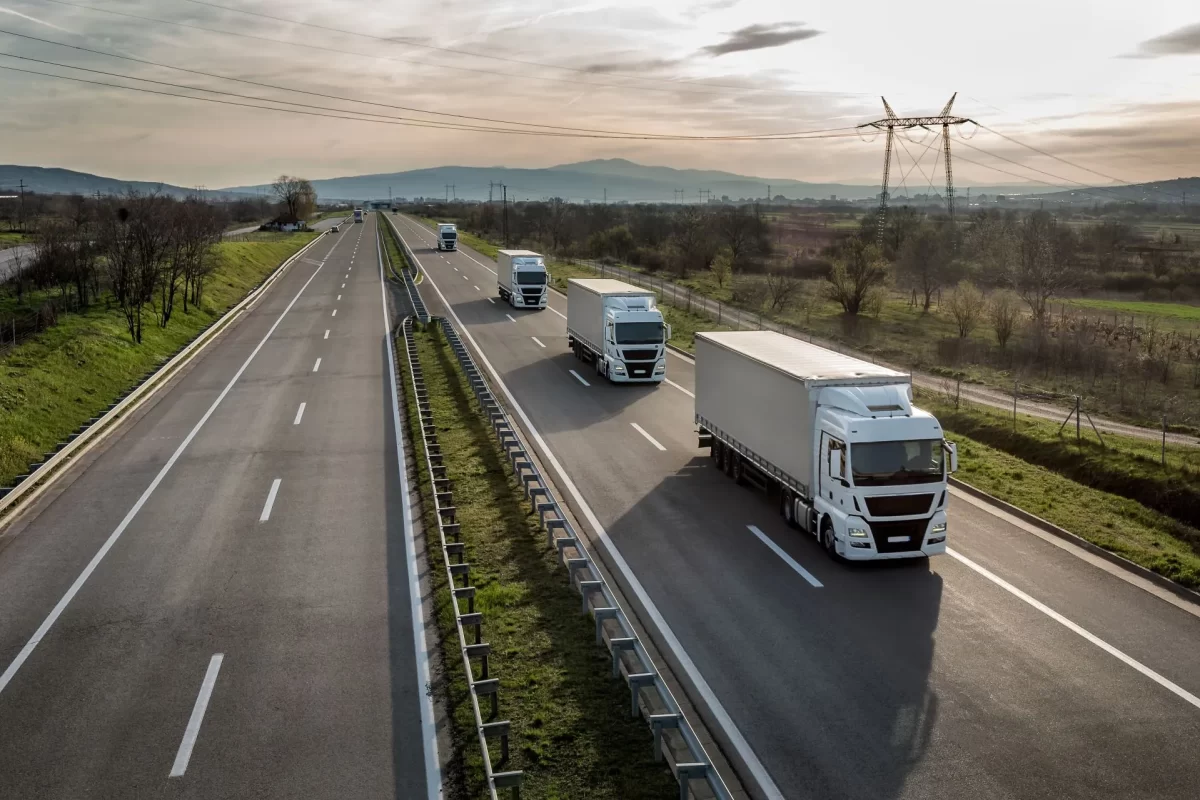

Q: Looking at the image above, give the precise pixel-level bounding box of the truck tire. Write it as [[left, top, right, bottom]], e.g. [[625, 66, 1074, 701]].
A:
[[781, 489, 796, 528], [731, 454, 746, 486], [712, 440, 723, 467], [821, 518, 840, 560]]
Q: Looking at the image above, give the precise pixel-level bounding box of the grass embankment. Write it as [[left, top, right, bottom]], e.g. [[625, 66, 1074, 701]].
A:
[[379, 214, 412, 278], [914, 389, 1200, 590], [401, 324, 676, 800], [0, 232, 33, 250], [1066, 297, 1200, 324], [0, 233, 316, 488]]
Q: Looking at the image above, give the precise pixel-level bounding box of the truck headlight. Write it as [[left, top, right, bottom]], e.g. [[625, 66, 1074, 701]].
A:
[[931, 522, 947, 534], [612, 364, 626, 373], [654, 361, 666, 373], [847, 527, 870, 538]]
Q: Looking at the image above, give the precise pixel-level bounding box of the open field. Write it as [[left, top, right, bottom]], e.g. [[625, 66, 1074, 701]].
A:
[[400, 324, 677, 799], [0, 232, 33, 250], [1067, 297, 1200, 322], [0, 233, 315, 488]]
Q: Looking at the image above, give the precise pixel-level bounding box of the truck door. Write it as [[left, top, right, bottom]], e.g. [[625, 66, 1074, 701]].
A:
[[819, 432, 846, 501]]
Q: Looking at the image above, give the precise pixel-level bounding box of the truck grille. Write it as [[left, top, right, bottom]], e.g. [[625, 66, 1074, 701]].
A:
[[622, 348, 658, 361], [520, 289, 543, 299], [864, 494, 934, 517], [868, 520, 927, 553], [628, 365, 653, 378]]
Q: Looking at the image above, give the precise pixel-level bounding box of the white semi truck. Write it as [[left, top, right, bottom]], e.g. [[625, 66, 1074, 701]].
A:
[[497, 249, 549, 309], [437, 223, 458, 251], [567, 278, 669, 383], [353, 208, 364, 223], [694, 331, 957, 560]]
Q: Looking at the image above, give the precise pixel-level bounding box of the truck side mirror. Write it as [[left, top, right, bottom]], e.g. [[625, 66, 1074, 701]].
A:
[[945, 441, 958, 474], [665, 324, 672, 342]]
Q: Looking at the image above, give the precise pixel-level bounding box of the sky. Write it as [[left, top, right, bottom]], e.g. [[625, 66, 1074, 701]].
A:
[[0, 0, 1198, 190]]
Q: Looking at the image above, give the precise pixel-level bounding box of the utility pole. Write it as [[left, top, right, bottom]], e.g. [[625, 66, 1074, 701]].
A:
[[858, 93, 973, 245], [767, 184, 771, 203], [502, 184, 509, 248], [451, 184, 456, 201], [673, 188, 684, 204], [18, 179, 25, 231], [603, 187, 607, 205]]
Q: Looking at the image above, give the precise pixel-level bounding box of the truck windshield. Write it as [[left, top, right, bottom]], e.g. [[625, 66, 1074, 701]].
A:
[[851, 440, 944, 486], [615, 322, 664, 344], [515, 271, 546, 285], [441, 231, 456, 239]]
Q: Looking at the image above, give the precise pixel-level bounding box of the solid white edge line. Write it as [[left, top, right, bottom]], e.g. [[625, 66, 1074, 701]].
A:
[[946, 548, 1200, 710], [259, 478, 281, 522], [169, 653, 224, 777], [0, 245, 334, 696], [568, 369, 591, 387], [377, 219, 442, 798], [531, 336, 546, 349], [747, 525, 823, 588], [312, 358, 321, 373], [293, 402, 306, 425], [631, 422, 667, 452], [665, 378, 694, 398], [406, 250, 784, 800]]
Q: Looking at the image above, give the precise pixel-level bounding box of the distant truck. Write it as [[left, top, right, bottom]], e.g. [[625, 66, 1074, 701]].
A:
[[566, 278, 669, 383], [694, 331, 957, 560], [497, 249, 549, 309], [436, 223, 457, 251], [353, 208, 364, 223]]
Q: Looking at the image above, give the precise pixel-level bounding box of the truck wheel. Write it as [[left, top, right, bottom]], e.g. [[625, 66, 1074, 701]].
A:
[[712, 440, 723, 466], [821, 518, 840, 560], [781, 490, 796, 528], [731, 455, 746, 486]]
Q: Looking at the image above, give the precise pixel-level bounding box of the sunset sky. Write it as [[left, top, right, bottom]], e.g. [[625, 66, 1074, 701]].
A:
[[1, 0, 1197, 188]]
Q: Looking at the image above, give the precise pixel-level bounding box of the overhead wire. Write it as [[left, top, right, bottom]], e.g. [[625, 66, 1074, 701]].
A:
[[0, 56, 866, 141], [0, 28, 857, 140]]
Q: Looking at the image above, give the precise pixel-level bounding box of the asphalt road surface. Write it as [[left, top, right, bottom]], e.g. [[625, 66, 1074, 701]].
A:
[[0, 215, 437, 799], [388, 213, 1200, 800]]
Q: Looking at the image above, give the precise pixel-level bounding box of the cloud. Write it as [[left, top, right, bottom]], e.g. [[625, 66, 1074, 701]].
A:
[[701, 22, 821, 56], [0, 5, 70, 31], [578, 56, 683, 74], [1131, 21, 1200, 57]]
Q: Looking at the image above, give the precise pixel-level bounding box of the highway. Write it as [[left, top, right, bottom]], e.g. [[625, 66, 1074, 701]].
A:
[[387, 213, 1200, 800], [0, 214, 437, 799]]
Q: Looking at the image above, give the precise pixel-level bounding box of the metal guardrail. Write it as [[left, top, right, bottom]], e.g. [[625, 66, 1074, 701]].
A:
[[379, 213, 428, 323], [398, 317, 522, 800], [429, 314, 734, 800]]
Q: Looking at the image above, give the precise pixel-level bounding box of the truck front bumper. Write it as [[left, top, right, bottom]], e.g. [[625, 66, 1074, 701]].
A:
[[607, 359, 666, 383], [835, 514, 947, 559], [511, 293, 547, 308]]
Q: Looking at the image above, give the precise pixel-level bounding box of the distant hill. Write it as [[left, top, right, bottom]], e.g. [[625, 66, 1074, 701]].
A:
[[1035, 176, 1198, 205], [0, 165, 247, 199], [222, 159, 1061, 204]]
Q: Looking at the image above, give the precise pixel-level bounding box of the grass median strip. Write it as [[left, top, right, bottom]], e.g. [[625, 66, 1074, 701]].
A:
[[400, 323, 676, 800], [0, 233, 315, 489]]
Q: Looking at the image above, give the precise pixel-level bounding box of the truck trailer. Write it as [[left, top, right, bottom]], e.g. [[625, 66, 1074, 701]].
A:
[[694, 331, 956, 560], [437, 223, 458, 251], [566, 278, 669, 383], [497, 249, 549, 309]]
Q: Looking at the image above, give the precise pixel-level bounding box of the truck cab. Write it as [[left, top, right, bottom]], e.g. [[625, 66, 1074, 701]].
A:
[[809, 385, 956, 560], [497, 250, 549, 309], [437, 224, 458, 251], [599, 303, 668, 382]]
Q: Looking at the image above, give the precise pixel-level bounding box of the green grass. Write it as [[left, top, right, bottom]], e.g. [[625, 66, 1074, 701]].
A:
[[1066, 297, 1200, 321], [0, 233, 316, 489], [378, 214, 410, 277], [945, 423, 1200, 591], [400, 324, 677, 800], [0, 232, 33, 249]]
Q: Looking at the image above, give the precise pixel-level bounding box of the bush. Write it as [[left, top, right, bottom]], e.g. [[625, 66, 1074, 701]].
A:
[[629, 246, 668, 272]]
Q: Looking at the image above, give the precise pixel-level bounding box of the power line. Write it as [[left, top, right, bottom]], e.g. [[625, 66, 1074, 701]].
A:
[[35, 0, 851, 103], [0, 29, 856, 141], [174, 0, 869, 99], [0, 57, 864, 142]]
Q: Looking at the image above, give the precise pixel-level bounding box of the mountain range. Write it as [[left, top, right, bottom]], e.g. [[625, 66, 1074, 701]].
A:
[[222, 159, 1062, 203], [6, 159, 1180, 205]]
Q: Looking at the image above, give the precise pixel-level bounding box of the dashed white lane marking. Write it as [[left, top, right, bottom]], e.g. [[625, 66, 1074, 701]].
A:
[[312, 358, 322, 372], [505, 314, 517, 323], [569, 370, 590, 387], [324, 330, 330, 339], [631, 422, 667, 452], [169, 654, 224, 777], [331, 309, 337, 317], [747, 525, 823, 588], [293, 402, 306, 425], [531, 337, 546, 348], [259, 478, 282, 521], [665, 378, 694, 398]]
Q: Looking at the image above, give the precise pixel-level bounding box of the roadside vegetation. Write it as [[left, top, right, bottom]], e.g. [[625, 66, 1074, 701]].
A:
[[400, 323, 676, 800], [407, 200, 1200, 432], [0, 233, 314, 488]]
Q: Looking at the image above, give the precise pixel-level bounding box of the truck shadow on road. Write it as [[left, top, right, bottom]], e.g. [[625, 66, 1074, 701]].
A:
[[600, 460, 942, 799], [499, 356, 667, 432]]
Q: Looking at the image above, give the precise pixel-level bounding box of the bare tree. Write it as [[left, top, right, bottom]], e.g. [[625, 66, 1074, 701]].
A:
[[1011, 211, 1078, 324], [898, 221, 960, 311], [765, 268, 800, 312], [100, 192, 171, 343], [671, 206, 717, 276], [947, 280, 986, 338], [271, 175, 317, 221], [988, 289, 1022, 348], [709, 248, 732, 289], [825, 237, 889, 316], [717, 204, 768, 271]]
